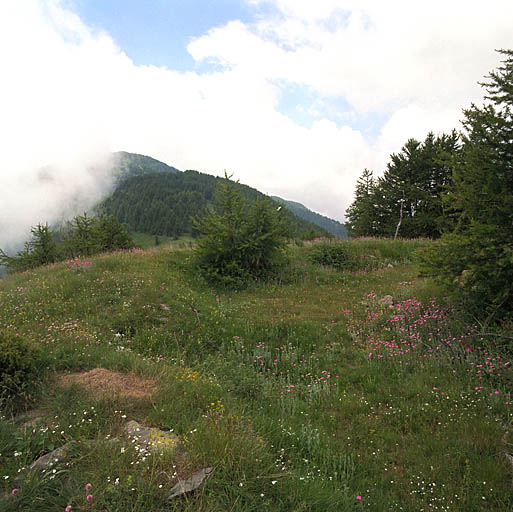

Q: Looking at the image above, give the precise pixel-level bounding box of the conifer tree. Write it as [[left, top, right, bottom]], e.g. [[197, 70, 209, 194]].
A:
[[346, 132, 459, 239], [345, 169, 377, 237], [194, 175, 288, 287], [0, 223, 58, 272], [420, 50, 513, 319]]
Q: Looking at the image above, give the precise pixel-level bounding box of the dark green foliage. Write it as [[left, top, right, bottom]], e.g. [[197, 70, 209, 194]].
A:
[[308, 242, 350, 270], [346, 132, 460, 238], [0, 330, 39, 403], [100, 171, 208, 237], [0, 215, 133, 274], [345, 168, 378, 237], [61, 213, 133, 257], [61, 213, 97, 257], [194, 176, 289, 288], [111, 151, 180, 183], [100, 168, 329, 240], [419, 50, 513, 320], [93, 214, 134, 252], [0, 224, 58, 273]]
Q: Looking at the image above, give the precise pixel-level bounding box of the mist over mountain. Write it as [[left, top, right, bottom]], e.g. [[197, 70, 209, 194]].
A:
[[111, 152, 180, 182], [0, 152, 116, 255], [1, 151, 345, 262]]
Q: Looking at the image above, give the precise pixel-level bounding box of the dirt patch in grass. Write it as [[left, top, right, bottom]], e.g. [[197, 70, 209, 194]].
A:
[[56, 368, 158, 399], [16, 408, 47, 429]]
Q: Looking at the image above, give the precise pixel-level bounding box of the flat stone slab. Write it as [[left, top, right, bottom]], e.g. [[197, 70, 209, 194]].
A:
[[168, 467, 214, 499], [29, 442, 76, 472], [125, 420, 180, 453]]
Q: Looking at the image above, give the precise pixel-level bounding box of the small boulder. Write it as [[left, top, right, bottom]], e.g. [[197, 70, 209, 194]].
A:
[[29, 442, 76, 472], [125, 420, 180, 453], [378, 295, 394, 306], [168, 467, 214, 499]]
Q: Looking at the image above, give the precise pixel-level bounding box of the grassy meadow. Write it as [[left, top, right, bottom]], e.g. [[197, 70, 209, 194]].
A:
[[0, 239, 512, 511]]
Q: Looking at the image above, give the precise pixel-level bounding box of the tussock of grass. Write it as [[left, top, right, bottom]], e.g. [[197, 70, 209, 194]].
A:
[[1, 239, 512, 511]]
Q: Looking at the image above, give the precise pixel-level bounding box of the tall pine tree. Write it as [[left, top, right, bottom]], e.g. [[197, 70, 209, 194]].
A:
[[421, 50, 513, 319], [346, 132, 459, 238], [345, 169, 378, 237]]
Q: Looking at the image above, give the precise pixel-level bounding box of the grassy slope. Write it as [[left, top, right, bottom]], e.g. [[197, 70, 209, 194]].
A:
[[130, 232, 195, 249], [0, 240, 512, 511]]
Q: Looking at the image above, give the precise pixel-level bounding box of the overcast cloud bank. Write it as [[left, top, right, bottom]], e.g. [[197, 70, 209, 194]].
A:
[[1, 0, 512, 251]]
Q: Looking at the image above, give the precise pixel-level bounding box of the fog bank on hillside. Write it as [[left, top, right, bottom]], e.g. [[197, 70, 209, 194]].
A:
[[0, 153, 117, 254]]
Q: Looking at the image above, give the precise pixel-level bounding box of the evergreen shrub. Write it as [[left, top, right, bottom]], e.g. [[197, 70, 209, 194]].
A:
[[194, 176, 289, 288], [0, 330, 40, 403], [309, 243, 351, 270]]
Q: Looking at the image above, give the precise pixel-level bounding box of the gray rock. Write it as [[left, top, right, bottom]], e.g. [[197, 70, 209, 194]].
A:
[[29, 442, 76, 472], [168, 467, 214, 499], [378, 295, 394, 306], [125, 420, 179, 453]]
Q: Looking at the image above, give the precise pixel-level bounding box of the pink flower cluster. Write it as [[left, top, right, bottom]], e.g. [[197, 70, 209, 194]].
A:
[[64, 482, 93, 511], [68, 259, 93, 272]]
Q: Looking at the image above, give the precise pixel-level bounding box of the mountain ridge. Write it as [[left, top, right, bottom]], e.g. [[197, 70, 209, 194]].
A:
[[108, 152, 345, 238], [272, 196, 347, 238]]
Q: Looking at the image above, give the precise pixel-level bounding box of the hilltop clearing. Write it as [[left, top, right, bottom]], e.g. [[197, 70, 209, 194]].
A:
[[1, 239, 512, 511]]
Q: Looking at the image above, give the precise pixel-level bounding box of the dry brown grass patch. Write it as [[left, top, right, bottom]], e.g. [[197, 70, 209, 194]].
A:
[[55, 368, 158, 399]]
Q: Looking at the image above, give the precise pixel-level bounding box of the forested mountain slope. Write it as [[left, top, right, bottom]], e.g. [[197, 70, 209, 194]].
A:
[[102, 152, 346, 239], [110, 151, 180, 183], [273, 197, 347, 238], [99, 169, 330, 239]]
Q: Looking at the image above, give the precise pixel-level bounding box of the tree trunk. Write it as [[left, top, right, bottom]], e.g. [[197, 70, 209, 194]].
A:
[[394, 193, 404, 240]]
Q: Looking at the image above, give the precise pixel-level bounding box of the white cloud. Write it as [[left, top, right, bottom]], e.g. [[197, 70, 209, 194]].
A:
[[1, 0, 512, 251], [196, 1, 513, 114]]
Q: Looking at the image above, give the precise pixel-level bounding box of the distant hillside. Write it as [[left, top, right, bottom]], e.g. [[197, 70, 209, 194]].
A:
[[110, 151, 180, 183], [99, 165, 330, 239], [273, 197, 347, 238]]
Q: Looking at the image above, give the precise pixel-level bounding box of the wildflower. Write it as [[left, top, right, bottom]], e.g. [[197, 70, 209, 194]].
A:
[[85, 483, 92, 491], [86, 494, 93, 501], [65, 506, 72, 512], [356, 495, 362, 500], [11, 488, 18, 495]]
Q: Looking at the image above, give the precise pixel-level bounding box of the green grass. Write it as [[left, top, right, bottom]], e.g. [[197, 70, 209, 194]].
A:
[[131, 232, 196, 249], [0, 239, 512, 510]]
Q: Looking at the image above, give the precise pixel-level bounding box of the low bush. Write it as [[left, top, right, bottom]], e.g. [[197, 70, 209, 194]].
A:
[[0, 330, 40, 405], [308, 242, 351, 270], [194, 176, 289, 289]]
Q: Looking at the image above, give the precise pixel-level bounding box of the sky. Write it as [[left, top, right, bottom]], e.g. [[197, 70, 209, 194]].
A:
[[1, 0, 513, 251]]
